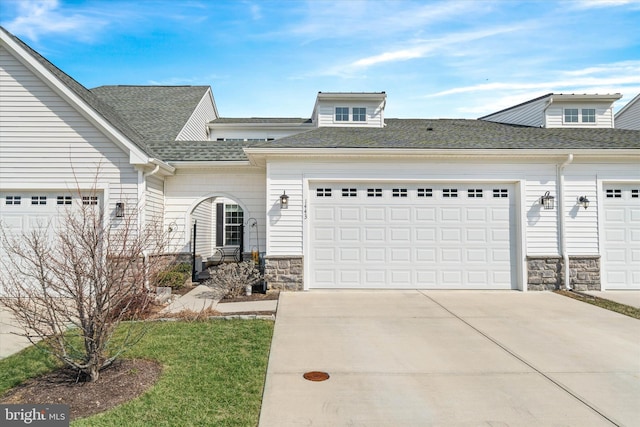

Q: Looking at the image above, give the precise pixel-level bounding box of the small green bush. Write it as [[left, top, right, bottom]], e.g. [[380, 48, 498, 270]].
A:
[[173, 262, 192, 274], [154, 262, 192, 290], [156, 271, 185, 289]]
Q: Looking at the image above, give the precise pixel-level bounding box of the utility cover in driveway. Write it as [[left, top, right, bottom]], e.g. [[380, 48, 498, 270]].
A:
[[309, 183, 516, 289]]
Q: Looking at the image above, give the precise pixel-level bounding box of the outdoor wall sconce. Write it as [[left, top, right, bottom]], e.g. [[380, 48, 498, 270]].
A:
[[539, 191, 555, 210], [578, 196, 590, 210], [115, 202, 125, 218], [279, 191, 289, 209]]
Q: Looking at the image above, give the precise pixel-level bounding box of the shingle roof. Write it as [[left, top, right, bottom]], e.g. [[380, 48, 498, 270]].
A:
[[1, 27, 154, 157], [249, 119, 640, 150], [91, 85, 210, 141], [146, 140, 247, 161]]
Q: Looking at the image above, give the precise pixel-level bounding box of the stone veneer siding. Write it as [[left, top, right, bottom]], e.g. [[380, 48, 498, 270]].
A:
[[264, 256, 304, 291], [526, 255, 600, 291]]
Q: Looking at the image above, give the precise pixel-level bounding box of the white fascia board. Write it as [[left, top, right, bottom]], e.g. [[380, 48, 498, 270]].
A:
[[169, 160, 252, 169], [208, 122, 314, 130], [550, 93, 623, 103], [243, 147, 640, 160], [316, 92, 387, 102], [1, 31, 156, 168]]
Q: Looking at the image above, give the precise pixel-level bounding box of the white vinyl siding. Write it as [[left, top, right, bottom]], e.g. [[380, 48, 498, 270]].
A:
[[145, 175, 164, 225], [176, 89, 218, 140], [163, 166, 266, 254], [0, 46, 139, 218], [545, 104, 615, 128], [480, 97, 547, 127], [191, 198, 214, 258], [615, 94, 640, 130], [316, 101, 384, 128]]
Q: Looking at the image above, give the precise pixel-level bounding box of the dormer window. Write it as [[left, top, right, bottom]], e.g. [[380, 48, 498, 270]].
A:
[[334, 107, 367, 123], [335, 107, 349, 121], [582, 108, 595, 123], [353, 107, 366, 121], [564, 108, 578, 123]]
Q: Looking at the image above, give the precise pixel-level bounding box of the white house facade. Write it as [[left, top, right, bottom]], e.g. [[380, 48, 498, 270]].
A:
[[1, 27, 639, 293]]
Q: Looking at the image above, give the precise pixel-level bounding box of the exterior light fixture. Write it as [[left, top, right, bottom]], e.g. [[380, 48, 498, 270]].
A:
[[578, 196, 590, 210], [279, 191, 289, 209], [540, 191, 555, 210], [115, 202, 125, 218]]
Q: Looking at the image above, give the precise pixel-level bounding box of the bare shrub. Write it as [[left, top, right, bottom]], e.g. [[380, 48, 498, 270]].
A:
[[0, 185, 174, 382], [206, 261, 261, 299]]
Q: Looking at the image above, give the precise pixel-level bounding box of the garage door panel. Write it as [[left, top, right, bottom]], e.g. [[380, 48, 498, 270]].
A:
[[309, 183, 516, 289], [364, 207, 385, 221], [441, 208, 461, 221], [339, 207, 360, 221]]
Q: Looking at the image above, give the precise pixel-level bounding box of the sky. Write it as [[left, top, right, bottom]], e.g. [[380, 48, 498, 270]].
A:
[[1, 0, 640, 119]]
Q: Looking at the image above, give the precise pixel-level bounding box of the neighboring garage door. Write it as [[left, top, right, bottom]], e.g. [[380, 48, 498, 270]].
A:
[[0, 190, 101, 242], [602, 184, 640, 289], [309, 183, 517, 289]]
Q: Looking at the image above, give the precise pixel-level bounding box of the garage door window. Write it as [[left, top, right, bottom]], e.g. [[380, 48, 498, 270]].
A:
[[606, 189, 621, 198], [342, 188, 357, 197], [31, 196, 46, 205], [417, 188, 433, 197], [443, 189, 458, 198], [6, 196, 21, 205], [467, 189, 483, 198], [316, 188, 332, 197], [493, 189, 508, 198], [57, 196, 72, 205], [367, 188, 382, 197], [392, 188, 407, 197], [82, 196, 98, 205]]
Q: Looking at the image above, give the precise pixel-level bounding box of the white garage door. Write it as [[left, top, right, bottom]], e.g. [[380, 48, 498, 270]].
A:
[[309, 183, 517, 289], [602, 184, 640, 290], [0, 190, 102, 242]]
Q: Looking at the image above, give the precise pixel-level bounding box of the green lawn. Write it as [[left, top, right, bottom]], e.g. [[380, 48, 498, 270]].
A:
[[0, 319, 274, 427]]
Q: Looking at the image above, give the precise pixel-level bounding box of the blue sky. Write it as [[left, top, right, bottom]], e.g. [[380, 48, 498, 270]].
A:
[[2, 0, 640, 118]]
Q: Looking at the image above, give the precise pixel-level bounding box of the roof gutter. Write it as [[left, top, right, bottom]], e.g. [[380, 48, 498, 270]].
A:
[[558, 154, 574, 290]]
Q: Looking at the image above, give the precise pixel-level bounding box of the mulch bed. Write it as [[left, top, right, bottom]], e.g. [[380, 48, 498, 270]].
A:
[[219, 290, 280, 304], [0, 359, 162, 421]]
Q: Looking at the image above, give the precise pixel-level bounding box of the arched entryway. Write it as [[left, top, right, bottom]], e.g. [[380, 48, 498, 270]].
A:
[[188, 194, 251, 270]]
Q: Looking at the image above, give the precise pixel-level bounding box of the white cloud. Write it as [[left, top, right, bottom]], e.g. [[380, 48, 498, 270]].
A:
[[569, 0, 640, 9], [2, 0, 107, 42]]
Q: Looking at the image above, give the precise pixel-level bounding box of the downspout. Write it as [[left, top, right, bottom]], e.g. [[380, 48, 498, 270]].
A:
[[558, 154, 574, 290]]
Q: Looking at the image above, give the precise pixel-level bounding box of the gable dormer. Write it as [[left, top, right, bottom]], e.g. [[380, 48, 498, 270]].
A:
[[312, 92, 387, 128], [479, 93, 622, 128]]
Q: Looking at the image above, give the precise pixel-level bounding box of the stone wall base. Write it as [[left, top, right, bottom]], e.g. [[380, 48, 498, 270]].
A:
[[264, 256, 304, 291], [526, 255, 600, 291]]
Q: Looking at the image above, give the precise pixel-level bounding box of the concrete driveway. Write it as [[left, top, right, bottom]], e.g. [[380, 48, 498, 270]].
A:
[[259, 291, 640, 426]]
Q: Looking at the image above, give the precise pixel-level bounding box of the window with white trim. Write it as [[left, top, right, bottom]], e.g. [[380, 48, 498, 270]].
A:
[[335, 107, 349, 121], [392, 188, 407, 197], [353, 107, 366, 121], [31, 196, 46, 205], [82, 196, 98, 205], [564, 108, 578, 123], [581, 108, 595, 123], [632, 189, 639, 198], [224, 204, 243, 246]]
